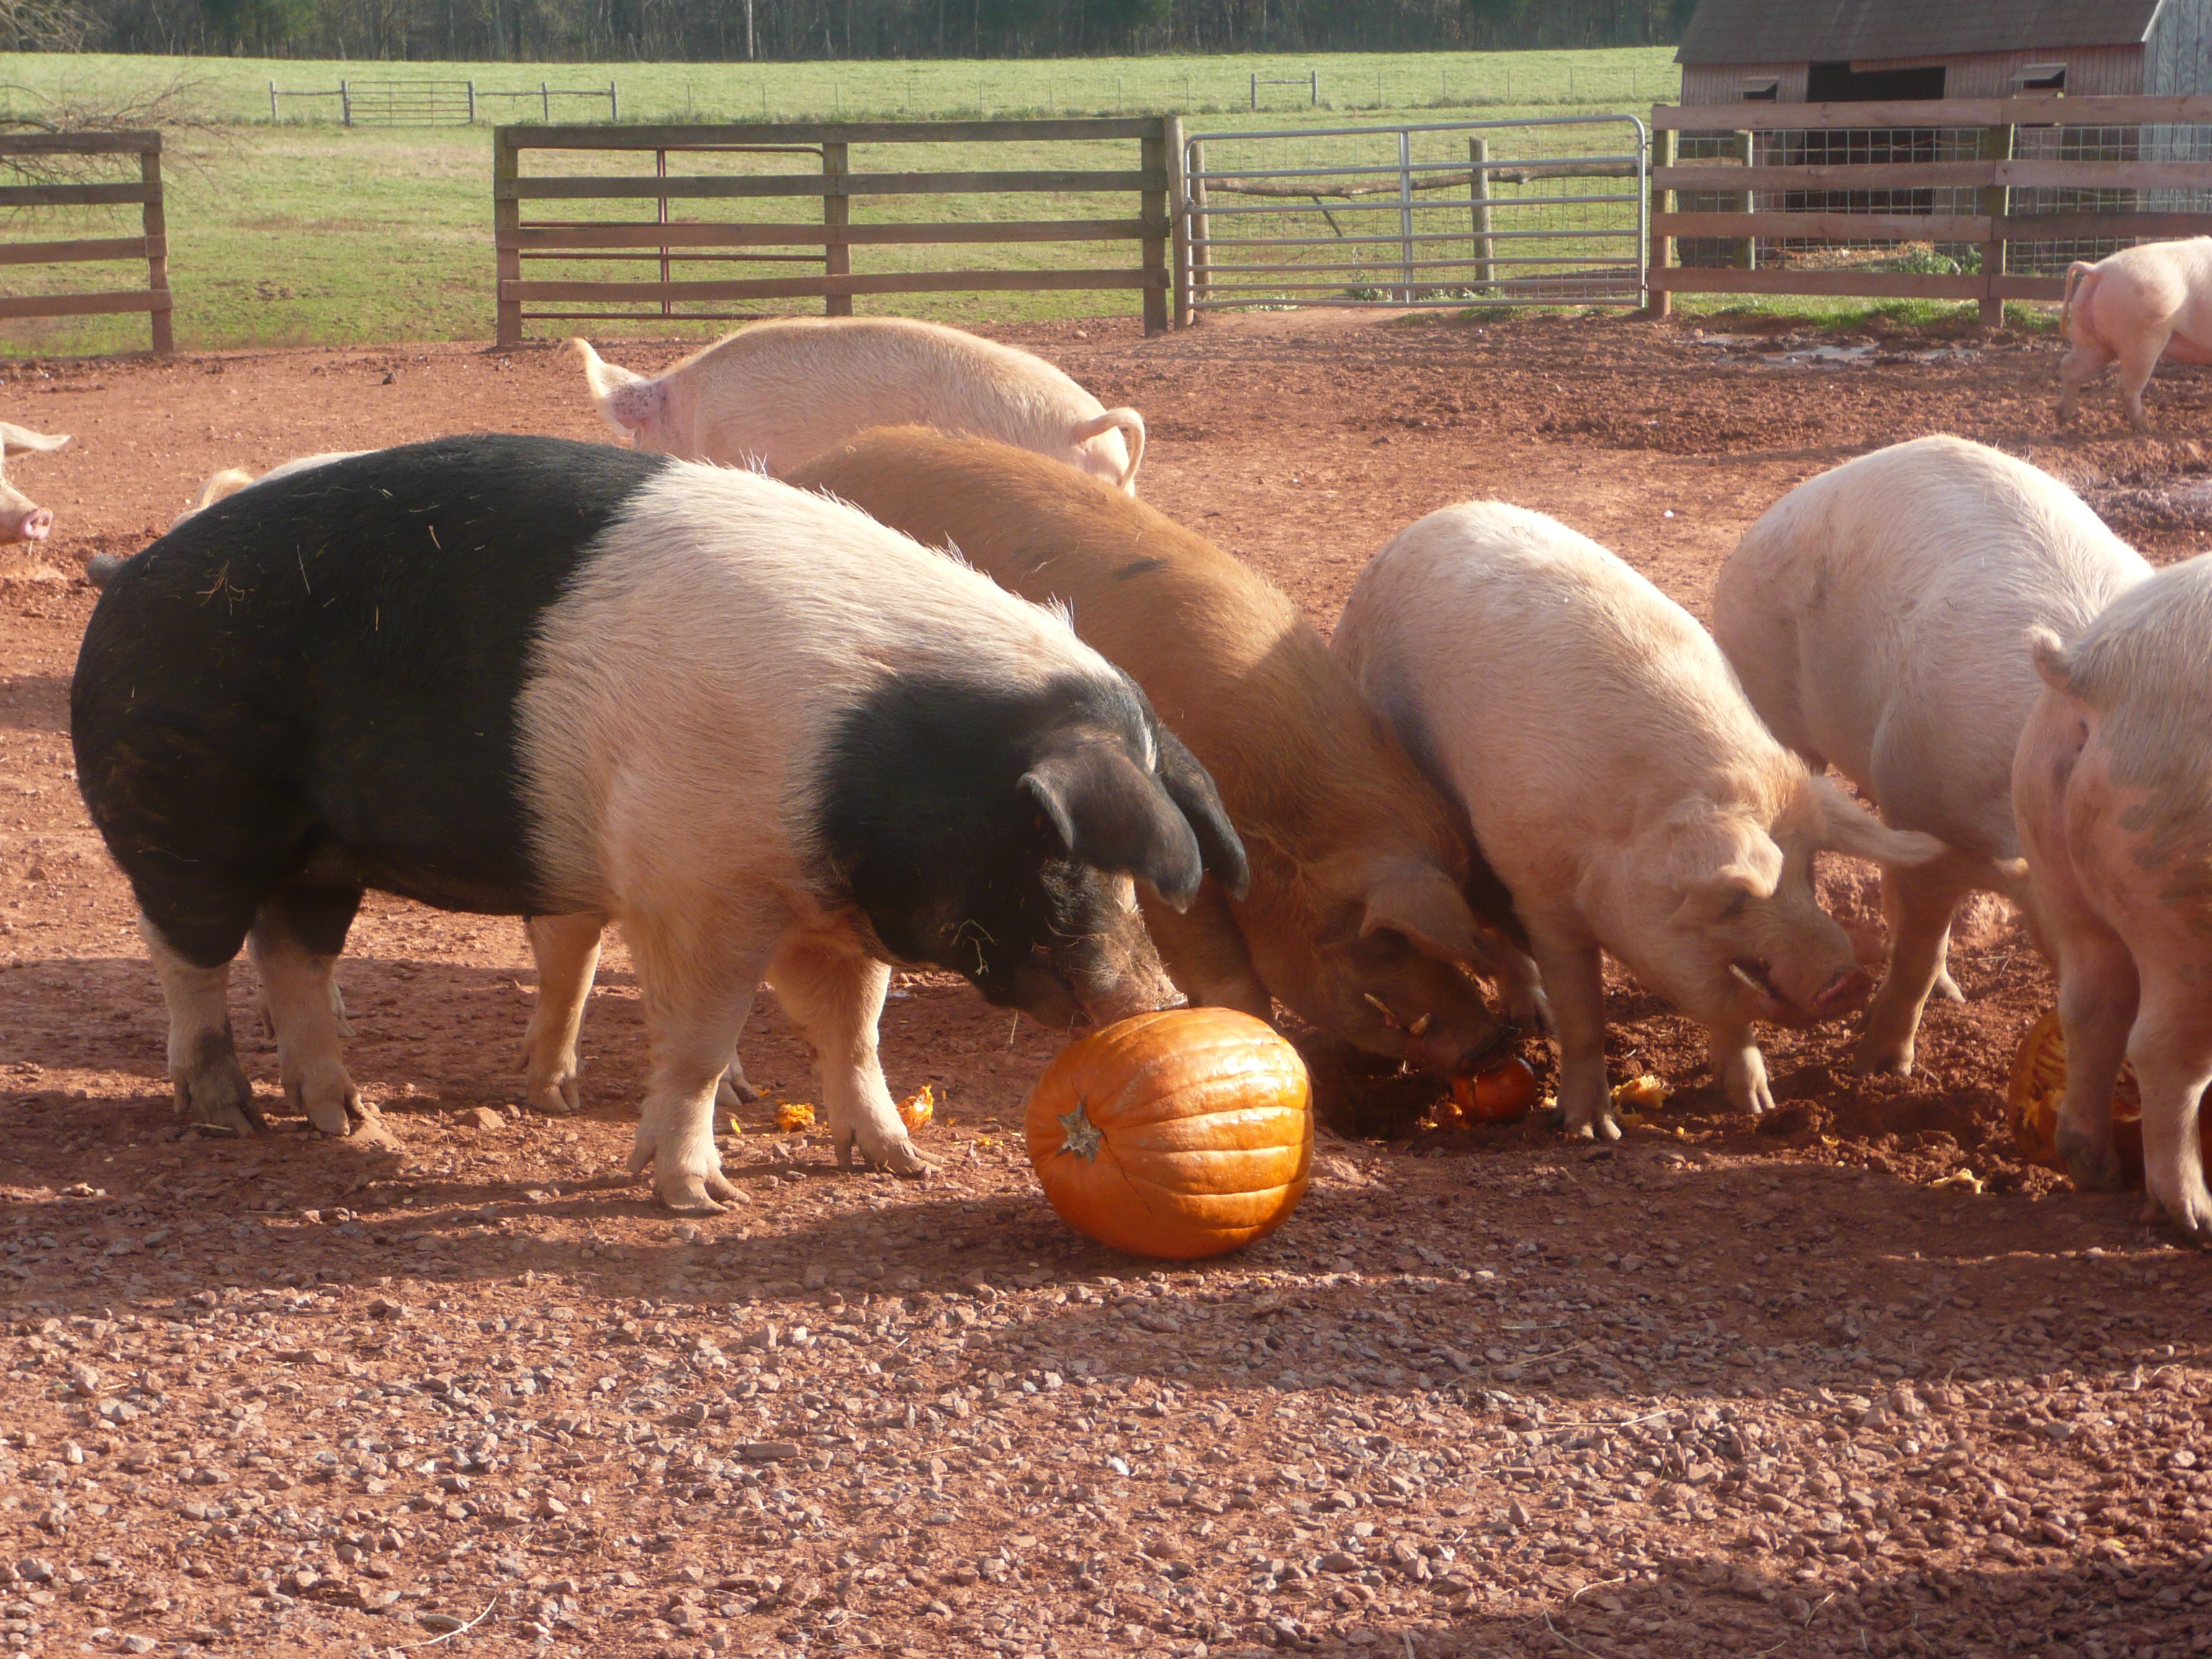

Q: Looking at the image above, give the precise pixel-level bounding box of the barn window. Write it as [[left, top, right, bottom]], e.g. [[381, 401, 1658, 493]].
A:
[[1740, 77, 1780, 101], [1807, 60, 1947, 102], [2015, 64, 2068, 91]]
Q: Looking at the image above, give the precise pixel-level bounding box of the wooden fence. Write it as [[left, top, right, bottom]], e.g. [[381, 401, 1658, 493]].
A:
[[0, 130, 171, 352], [1647, 94, 2212, 323], [493, 118, 1174, 346]]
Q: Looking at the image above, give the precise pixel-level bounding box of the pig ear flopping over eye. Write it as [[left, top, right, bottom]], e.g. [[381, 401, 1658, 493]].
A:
[[1151, 726, 1249, 900], [0, 423, 69, 459], [1359, 861, 1498, 970], [1022, 747, 1206, 911], [1662, 799, 1783, 900], [1807, 776, 1950, 868]]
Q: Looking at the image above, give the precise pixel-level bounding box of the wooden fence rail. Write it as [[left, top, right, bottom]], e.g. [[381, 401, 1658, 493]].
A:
[[0, 130, 171, 351], [1646, 94, 2212, 323], [493, 118, 1174, 344]]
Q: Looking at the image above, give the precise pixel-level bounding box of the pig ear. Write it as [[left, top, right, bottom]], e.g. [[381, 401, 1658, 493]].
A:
[[1807, 776, 1951, 868], [0, 423, 68, 458], [1152, 725, 1249, 900], [1662, 800, 1782, 899], [567, 337, 661, 437], [1360, 862, 1497, 969], [1023, 746, 1205, 911]]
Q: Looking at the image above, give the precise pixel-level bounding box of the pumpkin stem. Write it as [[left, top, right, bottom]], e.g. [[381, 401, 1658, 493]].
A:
[[1056, 1100, 1105, 1162]]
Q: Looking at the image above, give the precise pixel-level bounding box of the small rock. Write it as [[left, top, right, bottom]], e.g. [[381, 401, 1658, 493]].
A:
[[367, 1297, 406, 1321], [65, 1363, 100, 1395], [457, 1106, 505, 1133], [121, 1638, 156, 1655], [739, 1442, 801, 1463]]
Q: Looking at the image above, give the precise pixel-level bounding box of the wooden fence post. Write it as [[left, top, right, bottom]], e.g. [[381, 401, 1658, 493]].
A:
[[1188, 138, 1213, 319], [1978, 122, 2013, 328], [822, 139, 853, 317], [1648, 122, 1673, 319], [1732, 128, 1756, 271], [1165, 114, 1191, 328], [493, 126, 522, 346], [142, 136, 171, 354], [1470, 135, 1494, 290], [1141, 121, 1169, 336]]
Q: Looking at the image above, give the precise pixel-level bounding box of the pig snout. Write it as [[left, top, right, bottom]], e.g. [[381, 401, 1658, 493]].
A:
[[4, 505, 53, 542], [1810, 966, 1874, 1022]]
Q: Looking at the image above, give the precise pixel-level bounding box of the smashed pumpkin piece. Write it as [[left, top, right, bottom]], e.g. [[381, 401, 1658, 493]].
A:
[[1611, 1074, 1669, 1115], [775, 1101, 817, 1133], [898, 1084, 935, 1133]]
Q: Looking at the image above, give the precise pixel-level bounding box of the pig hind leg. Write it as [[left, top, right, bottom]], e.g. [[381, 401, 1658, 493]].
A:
[[522, 912, 608, 1116], [2057, 338, 2114, 426], [2113, 330, 2172, 434], [250, 884, 388, 1144], [2129, 974, 2212, 1242], [140, 914, 259, 1134], [2047, 914, 2141, 1192], [768, 931, 928, 1176], [1858, 851, 1981, 1076]]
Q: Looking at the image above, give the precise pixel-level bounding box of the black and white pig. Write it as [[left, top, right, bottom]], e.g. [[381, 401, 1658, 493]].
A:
[[71, 435, 1243, 1213]]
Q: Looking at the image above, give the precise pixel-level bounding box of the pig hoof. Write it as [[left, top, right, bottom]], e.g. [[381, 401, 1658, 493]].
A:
[[1932, 968, 1965, 1004], [715, 1069, 759, 1111], [842, 1133, 933, 1177], [525, 1074, 583, 1116], [174, 1058, 261, 1136], [657, 1170, 739, 1216], [1853, 1035, 1916, 1078], [2059, 1133, 2126, 1193]]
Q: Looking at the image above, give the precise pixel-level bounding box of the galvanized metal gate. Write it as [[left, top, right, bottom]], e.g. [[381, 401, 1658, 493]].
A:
[[1179, 115, 1649, 314]]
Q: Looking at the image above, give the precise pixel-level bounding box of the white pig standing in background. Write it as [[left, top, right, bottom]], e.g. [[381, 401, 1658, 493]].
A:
[[570, 317, 1147, 492], [2059, 238, 2212, 433], [1335, 503, 1946, 1139], [0, 421, 70, 543], [1714, 436, 2153, 1076], [2013, 555, 2212, 1241]]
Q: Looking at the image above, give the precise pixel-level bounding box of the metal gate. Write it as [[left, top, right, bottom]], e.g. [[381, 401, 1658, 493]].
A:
[[1179, 115, 1649, 313]]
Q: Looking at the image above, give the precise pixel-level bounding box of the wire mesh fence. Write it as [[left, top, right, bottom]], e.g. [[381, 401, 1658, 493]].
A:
[[1182, 115, 1647, 311]]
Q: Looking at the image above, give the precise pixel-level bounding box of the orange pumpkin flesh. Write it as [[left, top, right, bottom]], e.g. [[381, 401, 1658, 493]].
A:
[[1449, 1057, 1538, 1125], [1024, 1008, 1313, 1261], [2008, 1009, 2211, 1180]]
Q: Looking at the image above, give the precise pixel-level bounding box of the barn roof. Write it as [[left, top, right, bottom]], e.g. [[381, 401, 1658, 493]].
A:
[[1675, 0, 2164, 65]]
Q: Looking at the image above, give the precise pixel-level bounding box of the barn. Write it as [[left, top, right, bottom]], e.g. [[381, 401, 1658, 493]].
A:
[[1673, 0, 2212, 104]]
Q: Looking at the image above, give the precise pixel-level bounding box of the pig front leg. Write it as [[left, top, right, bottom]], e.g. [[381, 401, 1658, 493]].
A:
[[2129, 975, 2212, 1243], [1858, 854, 1977, 1076], [1709, 1022, 1774, 1117], [767, 929, 930, 1177], [1525, 918, 1617, 1141], [523, 913, 608, 1115], [140, 914, 261, 1135], [624, 912, 765, 1214]]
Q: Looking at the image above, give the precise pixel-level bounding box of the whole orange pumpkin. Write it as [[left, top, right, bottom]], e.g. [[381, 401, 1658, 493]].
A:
[[1024, 1008, 1313, 1261], [1449, 1057, 1538, 1125]]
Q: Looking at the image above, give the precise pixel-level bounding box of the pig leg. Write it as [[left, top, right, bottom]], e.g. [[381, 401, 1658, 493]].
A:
[[1526, 919, 1617, 1141], [1857, 853, 1978, 1076], [140, 913, 260, 1135], [2049, 917, 2141, 1192], [1137, 884, 1272, 1020], [1709, 1022, 1774, 1118], [249, 886, 390, 1146], [2056, 338, 2113, 426], [2130, 976, 2212, 1242], [624, 913, 763, 1215], [522, 913, 608, 1116], [2113, 331, 2171, 435], [716, 1054, 760, 1111], [767, 930, 930, 1177]]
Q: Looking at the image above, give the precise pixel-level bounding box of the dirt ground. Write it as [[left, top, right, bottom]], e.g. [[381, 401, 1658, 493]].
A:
[[1, 307, 2209, 1659]]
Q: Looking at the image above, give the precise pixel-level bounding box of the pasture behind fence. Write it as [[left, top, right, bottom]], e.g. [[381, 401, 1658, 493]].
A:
[[0, 130, 171, 353], [1647, 94, 2212, 320], [270, 78, 619, 125], [493, 118, 1172, 344]]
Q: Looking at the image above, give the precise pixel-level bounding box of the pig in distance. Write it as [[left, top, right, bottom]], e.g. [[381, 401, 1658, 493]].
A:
[[2014, 554, 2212, 1242], [0, 421, 69, 544], [1336, 502, 1947, 1139], [789, 428, 1520, 1081], [1715, 436, 2152, 1077], [2059, 238, 2212, 433], [571, 316, 1147, 491], [71, 436, 1241, 1213]]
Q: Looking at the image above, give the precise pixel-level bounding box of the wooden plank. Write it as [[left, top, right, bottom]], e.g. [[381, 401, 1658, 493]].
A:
[[494, 127, 522, 347], [505, 267, 1164, 303], [1647, 125, 1673, 320], [1655, 162, 1993, 191], [502, 219, 1161, 250], [141, 147, 169, 354], [0, 130, 158, 156], [1997, 210, 2212, 239], [821, 140, 850, 318], [1647, 266, 1986, 299], [1653, 94, 2212, 131], [501, 170, 1155, 202], [0, 289, 173, 319], [0, 182, 158, 207], [1166, 112, 1190, 328], [1141, 127, 1169, 336], [1998, 159, 2212, 189], [1654, 210, 1992, 240], [0, 235, 156, 266], [499, 118, 1166, 148], [1987, 274, 2069, 301]]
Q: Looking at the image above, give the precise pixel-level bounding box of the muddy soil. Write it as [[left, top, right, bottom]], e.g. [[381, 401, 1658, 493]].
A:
[[0, 309, 2206, 1659]]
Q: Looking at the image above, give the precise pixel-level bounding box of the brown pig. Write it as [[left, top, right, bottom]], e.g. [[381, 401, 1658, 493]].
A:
[[787, 426, 1519, 1079]]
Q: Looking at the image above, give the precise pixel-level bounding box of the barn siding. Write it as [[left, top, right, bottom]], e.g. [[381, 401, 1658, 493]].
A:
[[2147, 0, 2212, 93], [1681, 46, 2144, 103], [1681, 63, 1809, 102]]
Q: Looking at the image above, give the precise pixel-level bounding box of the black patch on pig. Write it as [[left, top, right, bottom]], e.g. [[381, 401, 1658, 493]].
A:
[[814, 668, 1243, 1020], [72, 435, 669, 968], [1112, 557, 1169, 580]]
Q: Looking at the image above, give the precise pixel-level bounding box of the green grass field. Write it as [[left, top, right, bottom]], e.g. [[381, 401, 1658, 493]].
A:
[[0, 47, 1694, 355]]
